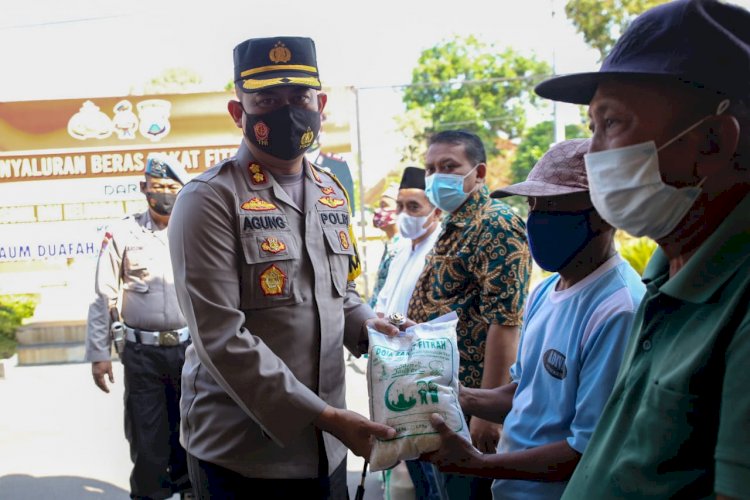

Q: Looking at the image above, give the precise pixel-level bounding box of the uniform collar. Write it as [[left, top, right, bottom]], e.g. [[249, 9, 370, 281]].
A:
[[444, 185, 490, 228], [643, 193, 750, 303]]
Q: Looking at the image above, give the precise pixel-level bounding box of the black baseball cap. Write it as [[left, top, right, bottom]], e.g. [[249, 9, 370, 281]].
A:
[[536, 0, 750, 104], [233, 36, 321, 93]]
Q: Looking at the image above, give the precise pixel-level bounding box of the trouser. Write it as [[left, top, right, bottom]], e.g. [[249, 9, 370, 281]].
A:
[[122, 340, 191, 500], [406, 460, 493, 499], [187, 454, 349, 500]]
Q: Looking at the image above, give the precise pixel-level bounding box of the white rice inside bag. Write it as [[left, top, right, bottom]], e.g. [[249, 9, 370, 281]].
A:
[[367, 312, 470, 471]]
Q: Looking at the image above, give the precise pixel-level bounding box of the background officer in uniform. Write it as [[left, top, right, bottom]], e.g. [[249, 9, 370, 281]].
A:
[[168, 36, 397, 499], [85, 153, 193, 500]]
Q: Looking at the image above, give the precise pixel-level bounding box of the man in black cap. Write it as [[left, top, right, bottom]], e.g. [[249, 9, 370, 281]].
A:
[[373, 167, 441, 319], [534, 0, 750, 498], [168, 36, 398, 499], [86, 152, 193, 499]]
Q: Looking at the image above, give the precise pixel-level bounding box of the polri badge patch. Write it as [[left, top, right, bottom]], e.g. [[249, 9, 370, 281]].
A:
[[242, 197, 277, 211], [318, 196, 345, 208], [259, 264, 286, 296], [320, 186, 334, 195], [261, 236, 287, 254]]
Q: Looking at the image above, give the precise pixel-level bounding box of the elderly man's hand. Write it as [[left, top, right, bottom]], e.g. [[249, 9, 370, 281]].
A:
[[421, 413, 484, 474], [315, 405, 396, 459], [92, 361, 114, 393], [470, 417, 501, 453]]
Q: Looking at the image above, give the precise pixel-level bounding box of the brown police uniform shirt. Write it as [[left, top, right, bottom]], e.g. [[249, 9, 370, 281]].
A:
[[169, 145, 373, 479], [85, 211, 187, 362]]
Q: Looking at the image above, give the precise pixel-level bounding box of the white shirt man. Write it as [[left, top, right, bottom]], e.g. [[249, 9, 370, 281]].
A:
[[375, 167, 442, 318]]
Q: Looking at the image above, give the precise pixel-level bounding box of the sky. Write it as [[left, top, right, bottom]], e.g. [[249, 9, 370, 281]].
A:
[[4, 0, 749, 187]]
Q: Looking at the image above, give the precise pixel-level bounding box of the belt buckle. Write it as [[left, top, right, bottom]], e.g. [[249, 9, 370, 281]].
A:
[[159, 331, 179, 346]]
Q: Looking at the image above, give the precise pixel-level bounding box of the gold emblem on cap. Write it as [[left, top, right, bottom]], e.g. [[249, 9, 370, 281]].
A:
[[300, 127, 314, 149], [269, 42, 292, 64]]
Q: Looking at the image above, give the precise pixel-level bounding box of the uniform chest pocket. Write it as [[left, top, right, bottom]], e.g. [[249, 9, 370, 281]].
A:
[[239, 232, 302, 309], [123, 249, 150, 292], [322, 227, 355, 297]]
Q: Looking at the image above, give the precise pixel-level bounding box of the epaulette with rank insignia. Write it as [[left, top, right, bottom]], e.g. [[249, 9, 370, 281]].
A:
[[313, 164, 362, 281]]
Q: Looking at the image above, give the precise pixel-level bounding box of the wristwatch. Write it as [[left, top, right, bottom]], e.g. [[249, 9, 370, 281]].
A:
[[388, 312, 406, 327]]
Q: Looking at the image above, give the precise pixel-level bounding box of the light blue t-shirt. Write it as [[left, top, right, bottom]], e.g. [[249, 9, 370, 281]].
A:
[[492, 255, 646, 500]]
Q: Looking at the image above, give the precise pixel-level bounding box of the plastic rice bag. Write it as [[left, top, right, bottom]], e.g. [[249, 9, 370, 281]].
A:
[[366, 312, 469, 471]]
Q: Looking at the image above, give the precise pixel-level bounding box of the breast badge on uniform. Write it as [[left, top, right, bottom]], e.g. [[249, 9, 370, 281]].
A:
[[339, 230, 350, 250], [249, 163, 267, 185], [318, 196, 345, 208], [260, 236, 287, 254], [242, 197, 277, 211], [259, 264, 286, 296], [320, 186, 334, 195]]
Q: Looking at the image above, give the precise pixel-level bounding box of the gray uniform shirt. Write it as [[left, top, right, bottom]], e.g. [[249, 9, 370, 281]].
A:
[[169, 146, 373, 479], [85, 211, 186, 362]]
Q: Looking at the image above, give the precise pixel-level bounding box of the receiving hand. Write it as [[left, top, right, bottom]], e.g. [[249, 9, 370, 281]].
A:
[[92, 361, 114, 393], [422, 413, 484, 473], [315, 406, 396, 459], [470, 417, 501, 453]]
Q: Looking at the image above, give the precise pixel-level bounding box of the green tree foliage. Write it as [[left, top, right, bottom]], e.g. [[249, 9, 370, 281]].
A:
[[0, 294, 37, 359], [402, 36, 551, 153], [565, 0, 669, 61]]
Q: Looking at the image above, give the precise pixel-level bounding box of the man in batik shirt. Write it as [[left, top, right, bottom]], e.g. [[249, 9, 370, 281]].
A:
[[408, 130, 531, 500]]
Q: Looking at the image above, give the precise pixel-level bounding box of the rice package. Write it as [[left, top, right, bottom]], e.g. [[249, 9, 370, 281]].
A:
[[367, 312, 469, 471]]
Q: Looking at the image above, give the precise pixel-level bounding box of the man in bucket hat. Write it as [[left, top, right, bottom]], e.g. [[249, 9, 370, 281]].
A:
[[421, 139, 645, 500], [535, 0, 750, 497]]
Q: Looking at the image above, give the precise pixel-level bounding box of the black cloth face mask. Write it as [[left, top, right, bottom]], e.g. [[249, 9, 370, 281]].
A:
[[146, 192, 178, 216], [243, 104, 321, 161]]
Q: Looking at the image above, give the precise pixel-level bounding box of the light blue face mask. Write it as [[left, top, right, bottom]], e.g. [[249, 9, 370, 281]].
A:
[[584, 99, 730, 240], [425, 164, 480, 213]]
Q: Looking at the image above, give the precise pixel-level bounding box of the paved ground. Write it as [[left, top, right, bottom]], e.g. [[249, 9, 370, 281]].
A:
[[0, 354, 394, 500]]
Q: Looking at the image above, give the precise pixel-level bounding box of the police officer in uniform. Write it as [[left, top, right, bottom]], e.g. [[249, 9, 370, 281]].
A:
[[168, 36, 398, 499], [85, 153, 193, 500]]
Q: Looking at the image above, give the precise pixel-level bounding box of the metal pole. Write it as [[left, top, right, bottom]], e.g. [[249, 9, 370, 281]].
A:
[[551, 0, 565, 144], [353, 86, 370, 299]]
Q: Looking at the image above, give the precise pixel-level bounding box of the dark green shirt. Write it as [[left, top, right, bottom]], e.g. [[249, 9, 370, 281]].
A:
[[563, 194, 750, 499]]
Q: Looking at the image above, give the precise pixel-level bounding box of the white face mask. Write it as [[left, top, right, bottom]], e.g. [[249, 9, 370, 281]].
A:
[[397, 210, 435, 240], [584, 99, 729, 240]]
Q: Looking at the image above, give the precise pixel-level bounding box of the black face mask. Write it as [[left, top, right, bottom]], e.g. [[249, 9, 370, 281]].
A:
[[146, 192, 178, 216], [243, 105, 321, 161]]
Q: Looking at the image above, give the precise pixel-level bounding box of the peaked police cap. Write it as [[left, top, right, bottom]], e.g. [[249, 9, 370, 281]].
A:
[[233, 36, 322, 93]]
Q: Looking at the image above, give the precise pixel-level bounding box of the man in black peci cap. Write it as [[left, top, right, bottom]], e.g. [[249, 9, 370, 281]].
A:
[[168, 36, 399, 499], [535, 0, 750, 498], [86, 153, 193, 499]]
